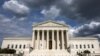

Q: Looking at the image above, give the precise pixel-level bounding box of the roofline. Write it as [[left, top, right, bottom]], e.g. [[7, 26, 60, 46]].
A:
[[4, 37, 31, 40], [32, 20, 70, 28], [70, 37, 98, 40]]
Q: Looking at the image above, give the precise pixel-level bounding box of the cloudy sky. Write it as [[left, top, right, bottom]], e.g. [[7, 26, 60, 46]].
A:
[[0, 0, 100, 43]]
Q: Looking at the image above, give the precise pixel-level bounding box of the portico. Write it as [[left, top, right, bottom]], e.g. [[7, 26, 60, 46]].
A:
[[32, 20, 69, 50]]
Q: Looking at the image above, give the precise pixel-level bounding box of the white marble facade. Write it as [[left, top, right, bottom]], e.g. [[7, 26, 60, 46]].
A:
[[1, 20, 100, 56]]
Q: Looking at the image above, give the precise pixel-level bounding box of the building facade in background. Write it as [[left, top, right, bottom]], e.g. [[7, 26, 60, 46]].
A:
[[1, 20, 100, 56]]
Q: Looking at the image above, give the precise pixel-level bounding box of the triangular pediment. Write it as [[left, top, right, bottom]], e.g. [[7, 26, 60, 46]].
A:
[[33, 20, 69, 27]]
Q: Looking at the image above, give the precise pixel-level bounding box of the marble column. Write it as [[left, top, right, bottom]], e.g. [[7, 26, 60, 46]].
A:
[[32, 30, 35, 49], [47, 30, 49, 49], [42, 30, 44, 49], [57, 30, 60, 49], [61, 30, 64, 49]]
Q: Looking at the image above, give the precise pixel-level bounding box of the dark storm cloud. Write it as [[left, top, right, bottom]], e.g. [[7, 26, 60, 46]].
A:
[[3, 0, 100, 22], [19, 0, 57, 8], [54, 0, 100, 22], [20, 0, 77, 19], [68, 0, 100, 37], [2, 0, 100, 37], [22, 0, 100, 22], [75, 0, 100, 19]]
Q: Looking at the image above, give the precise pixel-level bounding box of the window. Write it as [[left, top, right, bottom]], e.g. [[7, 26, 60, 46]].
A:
[[92, 44, 94, 48], [88, 44, 90, 48], [23, 45, 25, 49], [80, 45, 82, 49], [76, 45, 78, 49], [19, 45, 21, 49], [15, 45, 17, 49], [11, 44, 14, 49], [7, 44, 10, 48], [72, 45, 74, 49], [84, 45, 86, 48], [93, 51, 95, 53], [77, 52, 78, 54]]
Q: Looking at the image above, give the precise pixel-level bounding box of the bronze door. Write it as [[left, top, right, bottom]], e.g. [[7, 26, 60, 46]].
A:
[[49, 40, 52, 49]]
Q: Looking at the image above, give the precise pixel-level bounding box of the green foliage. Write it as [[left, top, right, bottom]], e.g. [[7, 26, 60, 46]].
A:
[[77, 50, 91, 56], [83, 50, 91, 56], [0, 48, 16, 54], [83, 50, 90, 54], [77, 52, 83, 56]]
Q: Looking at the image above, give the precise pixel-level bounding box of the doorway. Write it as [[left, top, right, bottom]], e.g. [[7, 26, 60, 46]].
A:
[[49, 40, 52, 49]]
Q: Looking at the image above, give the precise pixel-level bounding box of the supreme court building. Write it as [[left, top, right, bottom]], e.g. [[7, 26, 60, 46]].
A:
[[1, 20, 100, 56]]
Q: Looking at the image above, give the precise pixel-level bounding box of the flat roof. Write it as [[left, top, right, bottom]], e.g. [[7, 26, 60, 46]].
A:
[[70, 36, 98, 40], [4, 37, 31, 40]]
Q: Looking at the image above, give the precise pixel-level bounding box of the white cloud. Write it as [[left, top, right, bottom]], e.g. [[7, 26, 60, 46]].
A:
[[19, 17, 27, 21], [0, 14, 31, 36], [64, 0, 73, 5], [69, 28, 76, 37], [88, 21, 100, 29], [3, 0, 30, 15], [70, 21, 100, 36], [41, 6, 60, 19], [57, 20, 66, 24], [76, 21, 100, 31], [0, 14, 11, 22]]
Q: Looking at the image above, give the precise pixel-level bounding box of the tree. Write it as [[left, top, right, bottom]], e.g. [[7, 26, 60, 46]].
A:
[[0, 48, 16, 54], [83, 50, 91, 56], [18, 52, 24, 56], [77, 52, 83, 56]]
